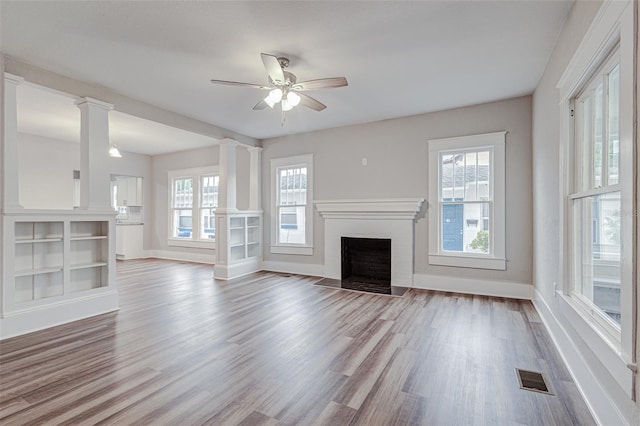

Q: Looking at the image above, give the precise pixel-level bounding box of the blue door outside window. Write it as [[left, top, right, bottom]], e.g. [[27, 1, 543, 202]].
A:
[[442, 204, 463, 251]]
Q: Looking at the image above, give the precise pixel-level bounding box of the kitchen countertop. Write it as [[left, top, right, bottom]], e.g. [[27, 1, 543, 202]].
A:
[[116, 222, 144, 226]]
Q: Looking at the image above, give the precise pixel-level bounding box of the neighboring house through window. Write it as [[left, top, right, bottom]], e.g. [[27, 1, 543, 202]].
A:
[[168, 166, 219, 248], [428, 132, 506, 270], [270, 154, 313, 255]]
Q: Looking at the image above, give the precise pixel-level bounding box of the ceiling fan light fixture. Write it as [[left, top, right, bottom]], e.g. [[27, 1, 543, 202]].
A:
[[265, 88, 283, 108], [286, 91, 301, 107], [282, 92, 301, 111], [210, 53, 348, 118], [281, 99, 294, 112]]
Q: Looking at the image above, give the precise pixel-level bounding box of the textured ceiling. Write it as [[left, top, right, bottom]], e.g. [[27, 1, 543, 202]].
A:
[[2, 0, 573, 152]]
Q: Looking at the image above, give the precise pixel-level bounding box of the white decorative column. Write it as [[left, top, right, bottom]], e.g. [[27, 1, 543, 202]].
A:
[[217, 138, 239, 212], [74, 97, 114, 211], [247, 146, 262, 211], [3, 73, 24, 211], [214, 139, 239, 279]]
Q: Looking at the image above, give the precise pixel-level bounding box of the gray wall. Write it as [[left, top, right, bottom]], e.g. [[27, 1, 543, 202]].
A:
[[532, 0, 603, 305], [262, 95, 533, 284]]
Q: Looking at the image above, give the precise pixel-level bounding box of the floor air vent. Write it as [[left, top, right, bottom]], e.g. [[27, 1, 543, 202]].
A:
[[516, 369, 553, 395]]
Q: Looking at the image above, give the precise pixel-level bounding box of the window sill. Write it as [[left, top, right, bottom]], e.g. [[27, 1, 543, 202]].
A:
[[557, 292, 631, 396], [168, 238, 216, 250], [428, 253, 506, 270], [562, 291, 621, 347], [270, 245, 313, 255]]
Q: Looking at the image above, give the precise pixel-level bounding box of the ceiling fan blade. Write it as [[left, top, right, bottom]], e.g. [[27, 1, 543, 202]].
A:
[[253, 99, 268, 110], [261, 53, 285, 85], [293, 77, 348, 91], [298, 92, 326, 111], [210, 79, 271, 90]]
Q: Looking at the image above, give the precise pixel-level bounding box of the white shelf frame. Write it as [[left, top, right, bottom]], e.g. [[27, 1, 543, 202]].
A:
[[214, 211, 263, 280], [1, 210, 118, 339]]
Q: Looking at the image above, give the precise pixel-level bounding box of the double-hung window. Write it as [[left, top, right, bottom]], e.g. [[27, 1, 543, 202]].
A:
[[168, 166, 219, 248], [571, 49, 623, 330], [270, 154, 313, 255], [428, 132, 506, 270], [557, 0, 633, 394]]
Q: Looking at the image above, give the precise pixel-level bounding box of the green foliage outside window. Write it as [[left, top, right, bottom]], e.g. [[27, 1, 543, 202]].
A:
[[470, 230, 489, 253]]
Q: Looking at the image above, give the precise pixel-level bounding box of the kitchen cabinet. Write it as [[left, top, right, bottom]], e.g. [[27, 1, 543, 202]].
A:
[[116, 177, 143, 207], [116, 224, 144, 259]]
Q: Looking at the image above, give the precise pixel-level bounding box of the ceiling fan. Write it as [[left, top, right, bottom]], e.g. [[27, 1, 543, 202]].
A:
[[210, 53, 348, 123]]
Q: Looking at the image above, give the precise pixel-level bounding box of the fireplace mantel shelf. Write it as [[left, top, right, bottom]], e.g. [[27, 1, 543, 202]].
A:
[[314, 198, 425, 220]]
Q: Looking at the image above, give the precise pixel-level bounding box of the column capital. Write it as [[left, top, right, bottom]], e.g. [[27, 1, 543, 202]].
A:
[[4, 73, 24, 85], [246, 146, 263, 153], [218, 138, 239, 147], [74, 97, 114, 110]]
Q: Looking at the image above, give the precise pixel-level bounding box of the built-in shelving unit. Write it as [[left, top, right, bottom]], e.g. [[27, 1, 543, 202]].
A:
[[13, 221, 64, 303], [246, 216, 261, 259], [2, 210, 118, 339], [69, 221, 109, 292], [229, 216, 247, 262], [214, 211, 262, 280], [227, 214, 261, 262]]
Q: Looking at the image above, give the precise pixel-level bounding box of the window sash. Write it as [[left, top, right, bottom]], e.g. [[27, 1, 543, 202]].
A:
[[570, 189, 622, 335], [198, 175, 219, 241], [277, 166, 307, 208], [437, 147, 494, 256], [172, 177, 193, 209], [574, 50, 620, 193]]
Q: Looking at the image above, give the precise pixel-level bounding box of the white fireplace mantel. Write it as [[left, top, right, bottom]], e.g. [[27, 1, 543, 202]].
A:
[[315, 198, 425, 286], [314, 198, 424, 220]]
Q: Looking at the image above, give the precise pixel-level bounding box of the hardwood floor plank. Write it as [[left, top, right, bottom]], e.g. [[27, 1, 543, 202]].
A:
[[0, 259, 594, 425], [312, 401, 357, 426]]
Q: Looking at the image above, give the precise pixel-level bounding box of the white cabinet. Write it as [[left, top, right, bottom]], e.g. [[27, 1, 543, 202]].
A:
[[115, 224, 144, 259], [116, 177, 142, 207]]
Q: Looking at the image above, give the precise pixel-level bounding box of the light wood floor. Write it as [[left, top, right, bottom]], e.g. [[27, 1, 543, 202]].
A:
[[1, 259, 594, 425]]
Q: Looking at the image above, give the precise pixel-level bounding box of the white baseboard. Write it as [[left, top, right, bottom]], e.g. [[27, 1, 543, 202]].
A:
[[261, 260, 325, 277], [149, 249, 215, 264], [412, 273, 532, 299], [533, 289, 628, 426], [0, 290, 119, 340], [214, 258, 262, 280]]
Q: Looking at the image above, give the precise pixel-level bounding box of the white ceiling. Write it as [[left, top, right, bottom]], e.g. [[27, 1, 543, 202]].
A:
[[16, 84, 221, 156], [2, 0, 573, 152]]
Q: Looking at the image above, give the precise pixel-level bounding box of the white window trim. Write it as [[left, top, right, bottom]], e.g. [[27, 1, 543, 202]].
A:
[[427, 131, 506, 270], [270, 154, 313, 255], [556, 0, 633, 396], [167, 165, 219, 250]]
